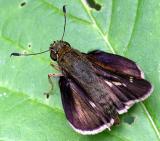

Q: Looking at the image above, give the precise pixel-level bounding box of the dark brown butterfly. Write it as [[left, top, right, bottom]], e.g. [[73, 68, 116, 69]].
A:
[[11, 6, 153, 135]]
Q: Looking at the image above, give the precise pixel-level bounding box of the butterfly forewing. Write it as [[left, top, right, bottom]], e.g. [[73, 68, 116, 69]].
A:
[[87, 50, 144, 78], [87, 50, 153, 113]]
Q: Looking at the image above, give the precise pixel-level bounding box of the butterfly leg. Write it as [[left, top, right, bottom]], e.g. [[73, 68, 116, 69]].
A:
[[50, 62, 61, 71], [44, 73, 63, 98]]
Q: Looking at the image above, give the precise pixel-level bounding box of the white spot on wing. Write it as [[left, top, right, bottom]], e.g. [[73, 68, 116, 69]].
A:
[[89, 101, 96, 108], [112, 82, 127, 87], [112, 82, 122, 86], [129, 76, 133, 83], [105, 81, 113, 87], [123, 83, 127, 87]]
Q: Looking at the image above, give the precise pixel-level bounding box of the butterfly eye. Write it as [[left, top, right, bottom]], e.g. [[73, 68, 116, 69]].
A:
[[50, 50, 57, 61]]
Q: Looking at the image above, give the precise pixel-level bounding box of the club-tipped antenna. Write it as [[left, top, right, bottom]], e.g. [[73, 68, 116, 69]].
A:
[[61, 5, 67, 41], [10, 49, 50, 57], [10, 6, 66, 58]]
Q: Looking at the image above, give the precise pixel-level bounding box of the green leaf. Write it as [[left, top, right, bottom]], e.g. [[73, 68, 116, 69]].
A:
[[0, 0, 160, 141]]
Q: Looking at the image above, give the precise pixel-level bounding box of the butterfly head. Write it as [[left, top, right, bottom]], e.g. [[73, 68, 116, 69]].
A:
[[49, 40, 71, 61]]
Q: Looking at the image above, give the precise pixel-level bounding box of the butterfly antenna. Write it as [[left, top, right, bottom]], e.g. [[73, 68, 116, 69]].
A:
[[61, 5, 67, 41], [10, 49, 50, 57], [10, 6, 66, 57]]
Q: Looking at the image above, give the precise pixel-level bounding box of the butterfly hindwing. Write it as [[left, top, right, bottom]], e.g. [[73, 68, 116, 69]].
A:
[[59, 76, 118, 135]]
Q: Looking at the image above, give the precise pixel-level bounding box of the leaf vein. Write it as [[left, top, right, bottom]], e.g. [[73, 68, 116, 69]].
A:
[[80, 0, 116, 54], [38, 0, 91, 25], [123, 0, 139, 55], [141, 103, 160, 140]]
